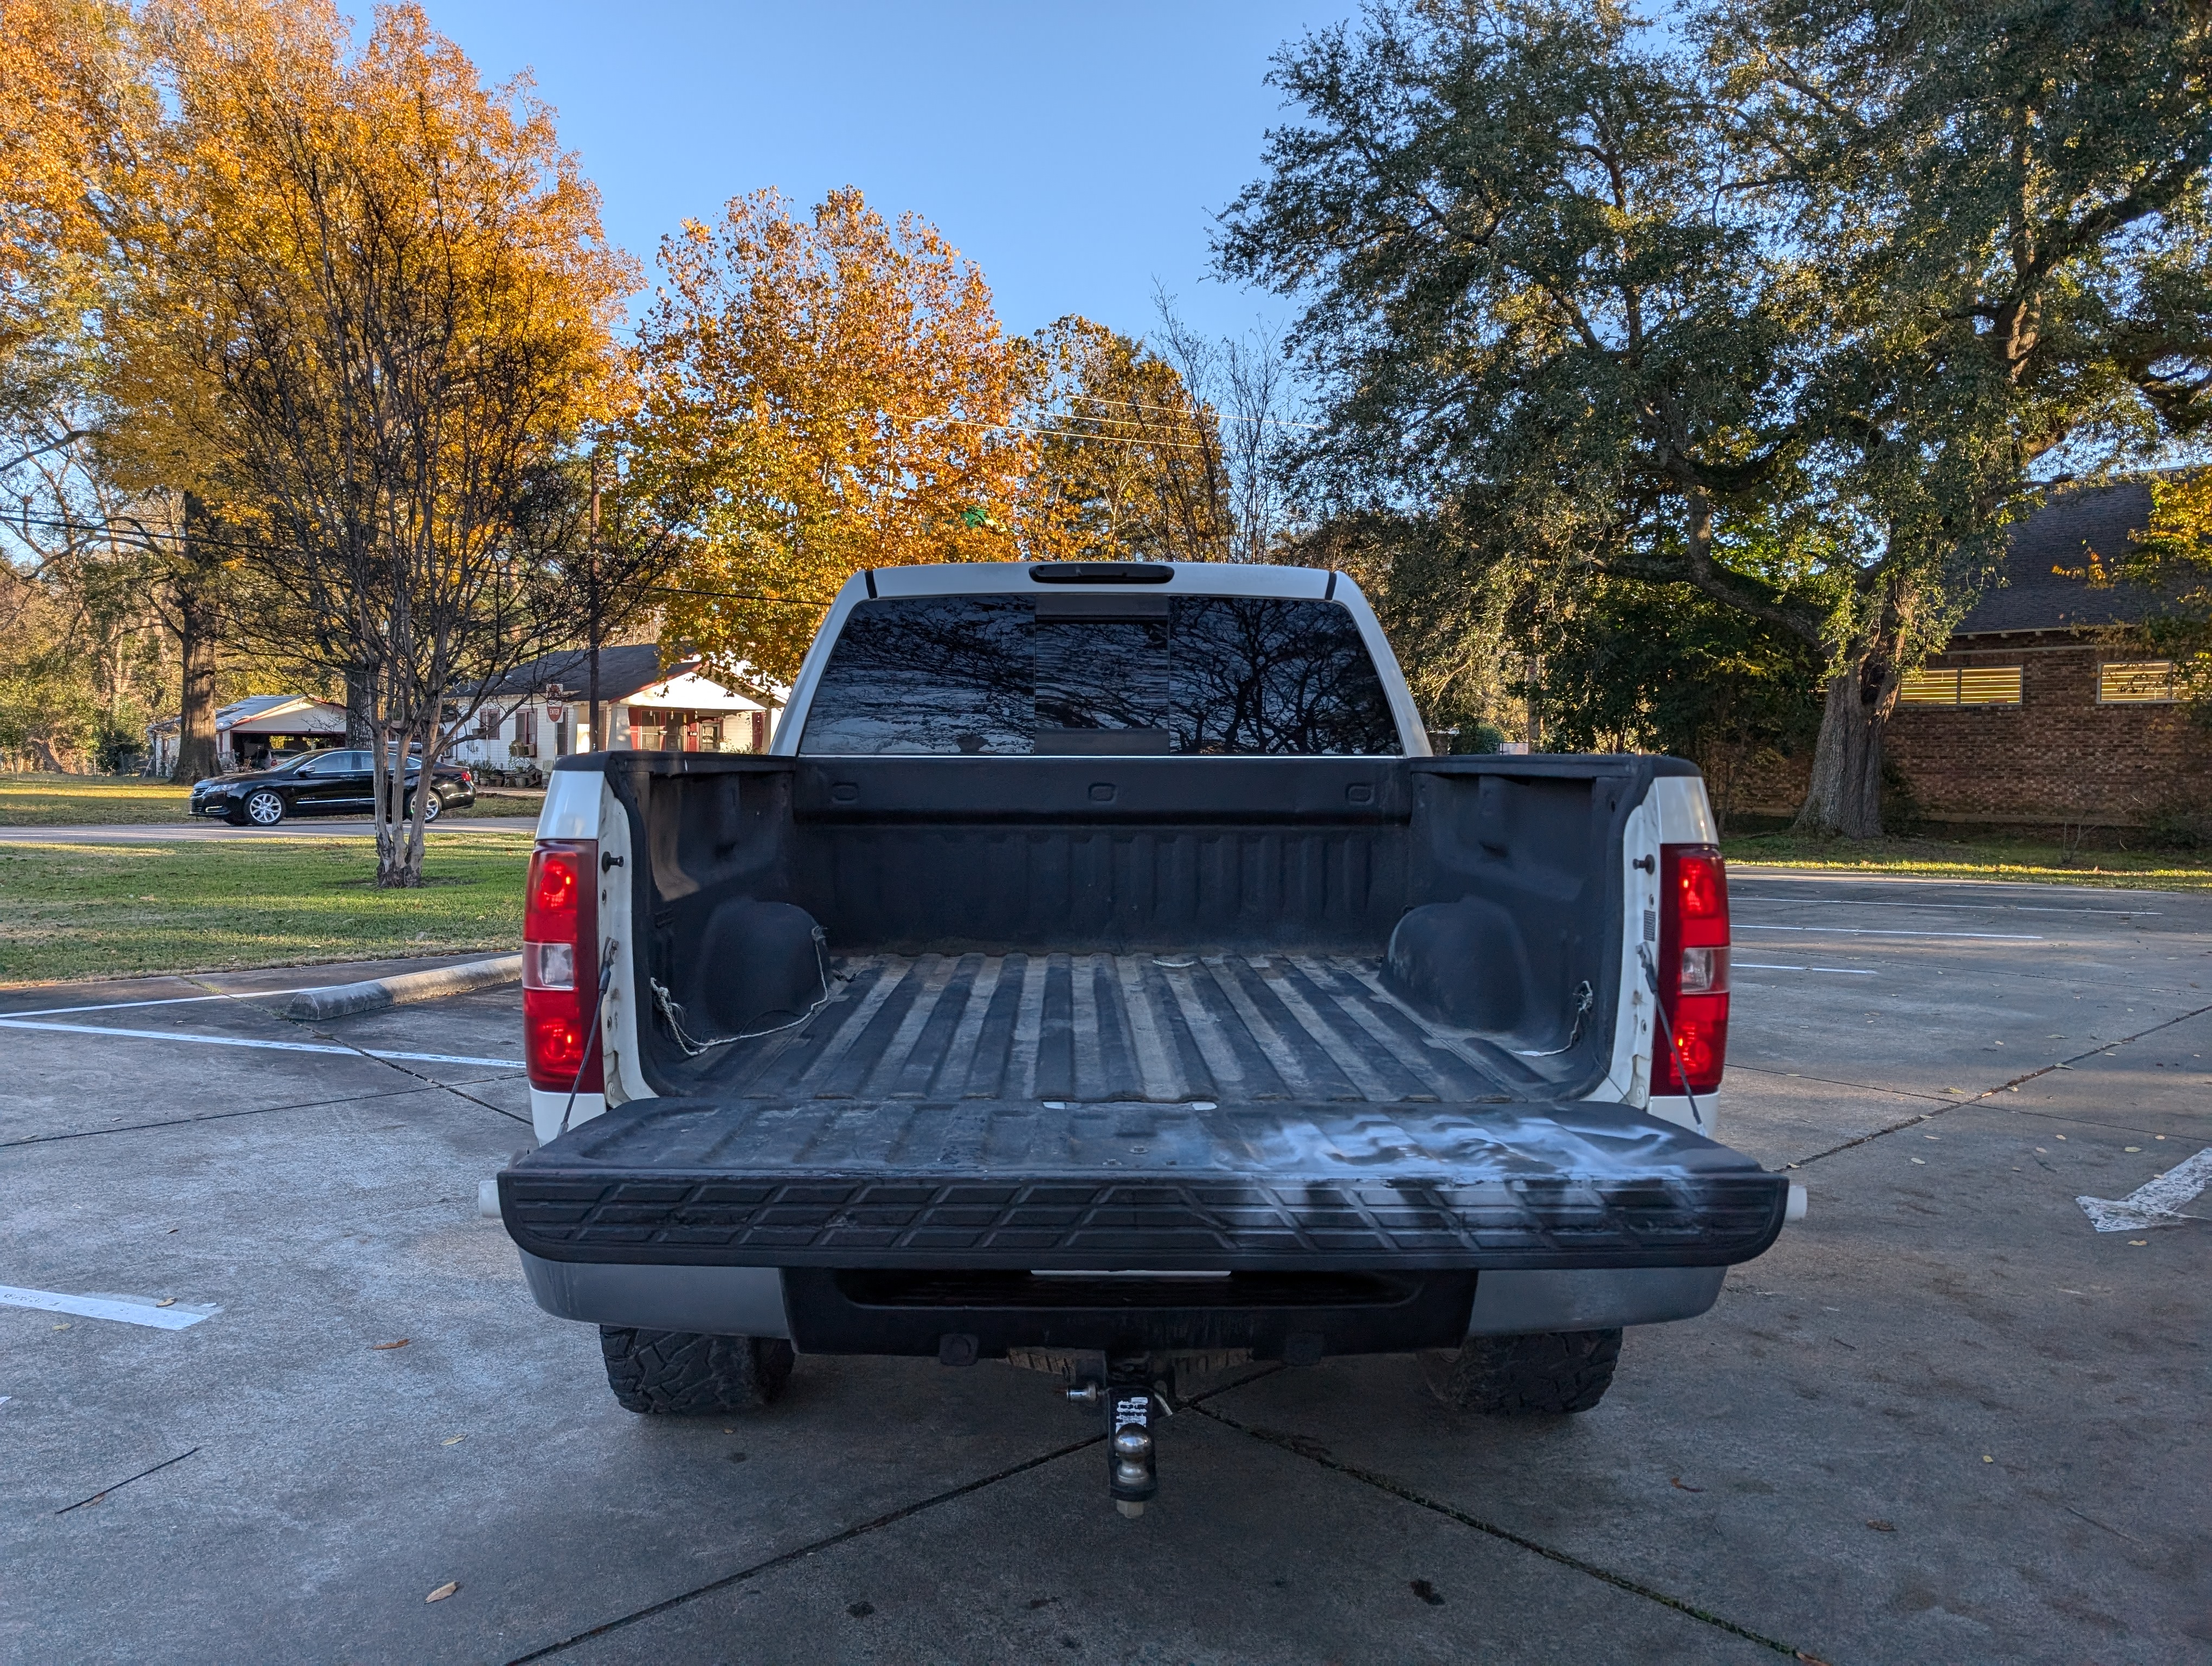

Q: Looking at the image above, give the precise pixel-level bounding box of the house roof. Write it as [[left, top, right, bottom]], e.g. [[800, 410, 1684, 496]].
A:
[[470, 643, 786, 707], [146, 694, 342, 737], [473, 643, 677, 702], [1954, 482, 2166, 636]]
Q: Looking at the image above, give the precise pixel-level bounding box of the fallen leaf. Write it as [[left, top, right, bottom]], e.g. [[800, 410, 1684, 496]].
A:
[[442, 1436, 465, 1446], [1670, 1477, 1705, 1492], [1982, 1455, 1994, 1464], [1865, 1519, 1895, 1532], [2129, 1240, 2148, 1247], [155, 1298, 177, 1309], [372, 1340, 410, 1351], [1910, 1157, 1926, 1164], [426, 1581, 458, 1603], [2124, 1146, 2142, 1152], [52, 1323, 69, 1330]]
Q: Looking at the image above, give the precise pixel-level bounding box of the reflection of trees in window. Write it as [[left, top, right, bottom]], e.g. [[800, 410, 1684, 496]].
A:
[[802, 597, 1033, 753], [1035, 621, 1167, 731], [799, 593, 1399, 755], [1171, 599, 1396, 754]]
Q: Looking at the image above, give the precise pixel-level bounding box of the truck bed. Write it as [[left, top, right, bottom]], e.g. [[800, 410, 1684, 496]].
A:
[[680, 950, 1549, 1106]]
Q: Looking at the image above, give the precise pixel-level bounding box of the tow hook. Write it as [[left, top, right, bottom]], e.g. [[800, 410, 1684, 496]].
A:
[[1069, 1360, 1172, 1517]]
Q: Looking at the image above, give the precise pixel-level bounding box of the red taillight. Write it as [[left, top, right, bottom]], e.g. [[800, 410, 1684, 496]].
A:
[[1654, 843, 1728, 1095], [524, 840, 600, 1092]]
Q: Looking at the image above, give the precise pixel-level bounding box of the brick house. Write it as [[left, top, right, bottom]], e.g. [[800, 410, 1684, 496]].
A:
[[1883, 482, 2210, 831], [1729, 483, 2209, 830]]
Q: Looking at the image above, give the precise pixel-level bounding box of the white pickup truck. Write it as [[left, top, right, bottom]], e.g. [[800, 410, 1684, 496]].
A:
[[496, 559, 1794, 1514]]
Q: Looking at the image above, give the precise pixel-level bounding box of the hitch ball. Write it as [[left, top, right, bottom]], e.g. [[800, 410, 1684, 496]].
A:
[[1111, 1425, 1153, 1488]]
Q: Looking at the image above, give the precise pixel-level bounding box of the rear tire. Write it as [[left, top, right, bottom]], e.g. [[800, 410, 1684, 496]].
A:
[[598, 1327, 794, 1415], [1427, 1329, 1622, 1415]]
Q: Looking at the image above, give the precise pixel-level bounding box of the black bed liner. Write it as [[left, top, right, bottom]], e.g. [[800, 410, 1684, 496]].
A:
[[668, 950, 1548, 1105], [499, 1097, 1786, 1273]]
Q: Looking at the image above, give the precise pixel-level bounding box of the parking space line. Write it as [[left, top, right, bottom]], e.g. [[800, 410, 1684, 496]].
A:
[[0, 985, 336, 1020], [0, 1017, 520, 1069], [0, 1285, 220, 1330], [1735, 924, 2042, 941]]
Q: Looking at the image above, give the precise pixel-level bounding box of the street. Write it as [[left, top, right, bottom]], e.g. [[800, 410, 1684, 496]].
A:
[[2, 874, 2206, 1664]]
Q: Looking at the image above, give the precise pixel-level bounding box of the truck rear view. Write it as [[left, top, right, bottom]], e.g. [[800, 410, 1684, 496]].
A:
[[498, 560, 1791, 1515]]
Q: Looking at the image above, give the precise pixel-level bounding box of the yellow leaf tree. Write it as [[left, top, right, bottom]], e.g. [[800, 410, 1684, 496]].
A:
[[104, 0, 634, 879], [633, 188, 1037, 686], [1023, 315, 1230, 563]]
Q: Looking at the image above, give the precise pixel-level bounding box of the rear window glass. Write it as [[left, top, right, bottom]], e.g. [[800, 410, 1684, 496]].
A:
[[799, 594, 1400, 755]]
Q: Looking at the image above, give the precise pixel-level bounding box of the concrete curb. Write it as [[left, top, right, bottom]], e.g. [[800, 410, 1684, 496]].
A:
[[284, 954, 523, 1021]]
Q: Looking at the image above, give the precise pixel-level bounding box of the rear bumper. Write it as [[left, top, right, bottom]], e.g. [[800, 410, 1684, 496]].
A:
[[515, 1251, 1725, 1346], [498, 1097, 1789, 1274]]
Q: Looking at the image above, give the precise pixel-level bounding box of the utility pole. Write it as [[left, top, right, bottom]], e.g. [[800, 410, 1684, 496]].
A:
[[587, 452, 602, 755]]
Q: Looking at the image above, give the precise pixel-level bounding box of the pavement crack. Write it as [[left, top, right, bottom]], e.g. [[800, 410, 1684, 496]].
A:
[[1790, 1000, 2212, 1169], [53, 1447, 198, 1515], [500, 1432, 1105, 1662], [0, 1081, 445, 1148], [1191, 1402, 1804, 1659], [210, 974, 532, 1127], [502, 1366, 1284, 1663]]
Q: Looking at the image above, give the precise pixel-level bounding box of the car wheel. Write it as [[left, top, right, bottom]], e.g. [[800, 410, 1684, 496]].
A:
[[598, 1327, 794, 1415], [419, 791, 442, 823], [1425, 1328, 1622, 1415], [243, 789, 285, 827]]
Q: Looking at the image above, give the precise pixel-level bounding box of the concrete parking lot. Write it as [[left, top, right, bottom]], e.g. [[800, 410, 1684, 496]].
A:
[[3, 874, 2207, 1664]]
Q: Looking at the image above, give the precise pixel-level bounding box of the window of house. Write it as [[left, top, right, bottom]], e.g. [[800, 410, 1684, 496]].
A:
[[2097, 660, 2176, 704], [1898, 665, 2023, 707], [514, 707, 536, 752]]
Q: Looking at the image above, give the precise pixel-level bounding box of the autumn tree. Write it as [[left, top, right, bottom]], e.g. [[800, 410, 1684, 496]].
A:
[[108, 0, 634, 881], [632, 188, 1036, 686], [1022, 316, 1230, 562]]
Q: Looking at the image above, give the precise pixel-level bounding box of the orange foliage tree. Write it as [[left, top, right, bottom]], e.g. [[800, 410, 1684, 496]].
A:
[[633, 188, 1039, 687]]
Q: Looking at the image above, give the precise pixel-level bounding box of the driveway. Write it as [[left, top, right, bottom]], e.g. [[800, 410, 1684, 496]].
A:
[[1, 875, 2205, 1663]]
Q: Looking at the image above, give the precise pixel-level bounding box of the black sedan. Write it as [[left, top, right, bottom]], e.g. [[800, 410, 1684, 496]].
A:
[[189, 749, 477, 826]]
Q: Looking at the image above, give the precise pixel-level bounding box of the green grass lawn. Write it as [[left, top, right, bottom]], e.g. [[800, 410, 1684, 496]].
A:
[[0, 771, 542, 824], [1723, 831, 2212, 891], [0, 773, 194, 824], [0, 830, 532, 985]]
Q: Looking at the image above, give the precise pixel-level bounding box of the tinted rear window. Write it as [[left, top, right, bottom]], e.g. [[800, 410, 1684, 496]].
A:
[[799, 594, 1400, 755]]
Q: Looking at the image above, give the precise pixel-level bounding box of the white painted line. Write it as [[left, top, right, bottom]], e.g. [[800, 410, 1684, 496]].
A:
[[1733, 963, 1880, 975], [1, 985, 333, 1020], [0, 1286, 221, 1330], [1734, 925, 2042, 941], [2077, 1145, 2212, 1232], [0, 1017, 521, 1070]]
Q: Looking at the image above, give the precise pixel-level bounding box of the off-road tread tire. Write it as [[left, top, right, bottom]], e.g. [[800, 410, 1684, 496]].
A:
[[1431, 1328, 1622, 1415], [598, 1326, 793, 1415]]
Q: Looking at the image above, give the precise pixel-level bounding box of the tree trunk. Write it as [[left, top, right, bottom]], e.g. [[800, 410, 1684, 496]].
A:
[[1793, 649, 1895, 838], [344, 661, 374, 747], [170, 496, 221, 783]]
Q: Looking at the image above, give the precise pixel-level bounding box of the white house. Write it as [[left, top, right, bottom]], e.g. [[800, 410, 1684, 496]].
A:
[[145, 694, 346, 775], [449, 644, 786, 771]]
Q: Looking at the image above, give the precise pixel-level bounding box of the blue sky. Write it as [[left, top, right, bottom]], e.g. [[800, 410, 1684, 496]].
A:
[[422, 1, 1359, 347]]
